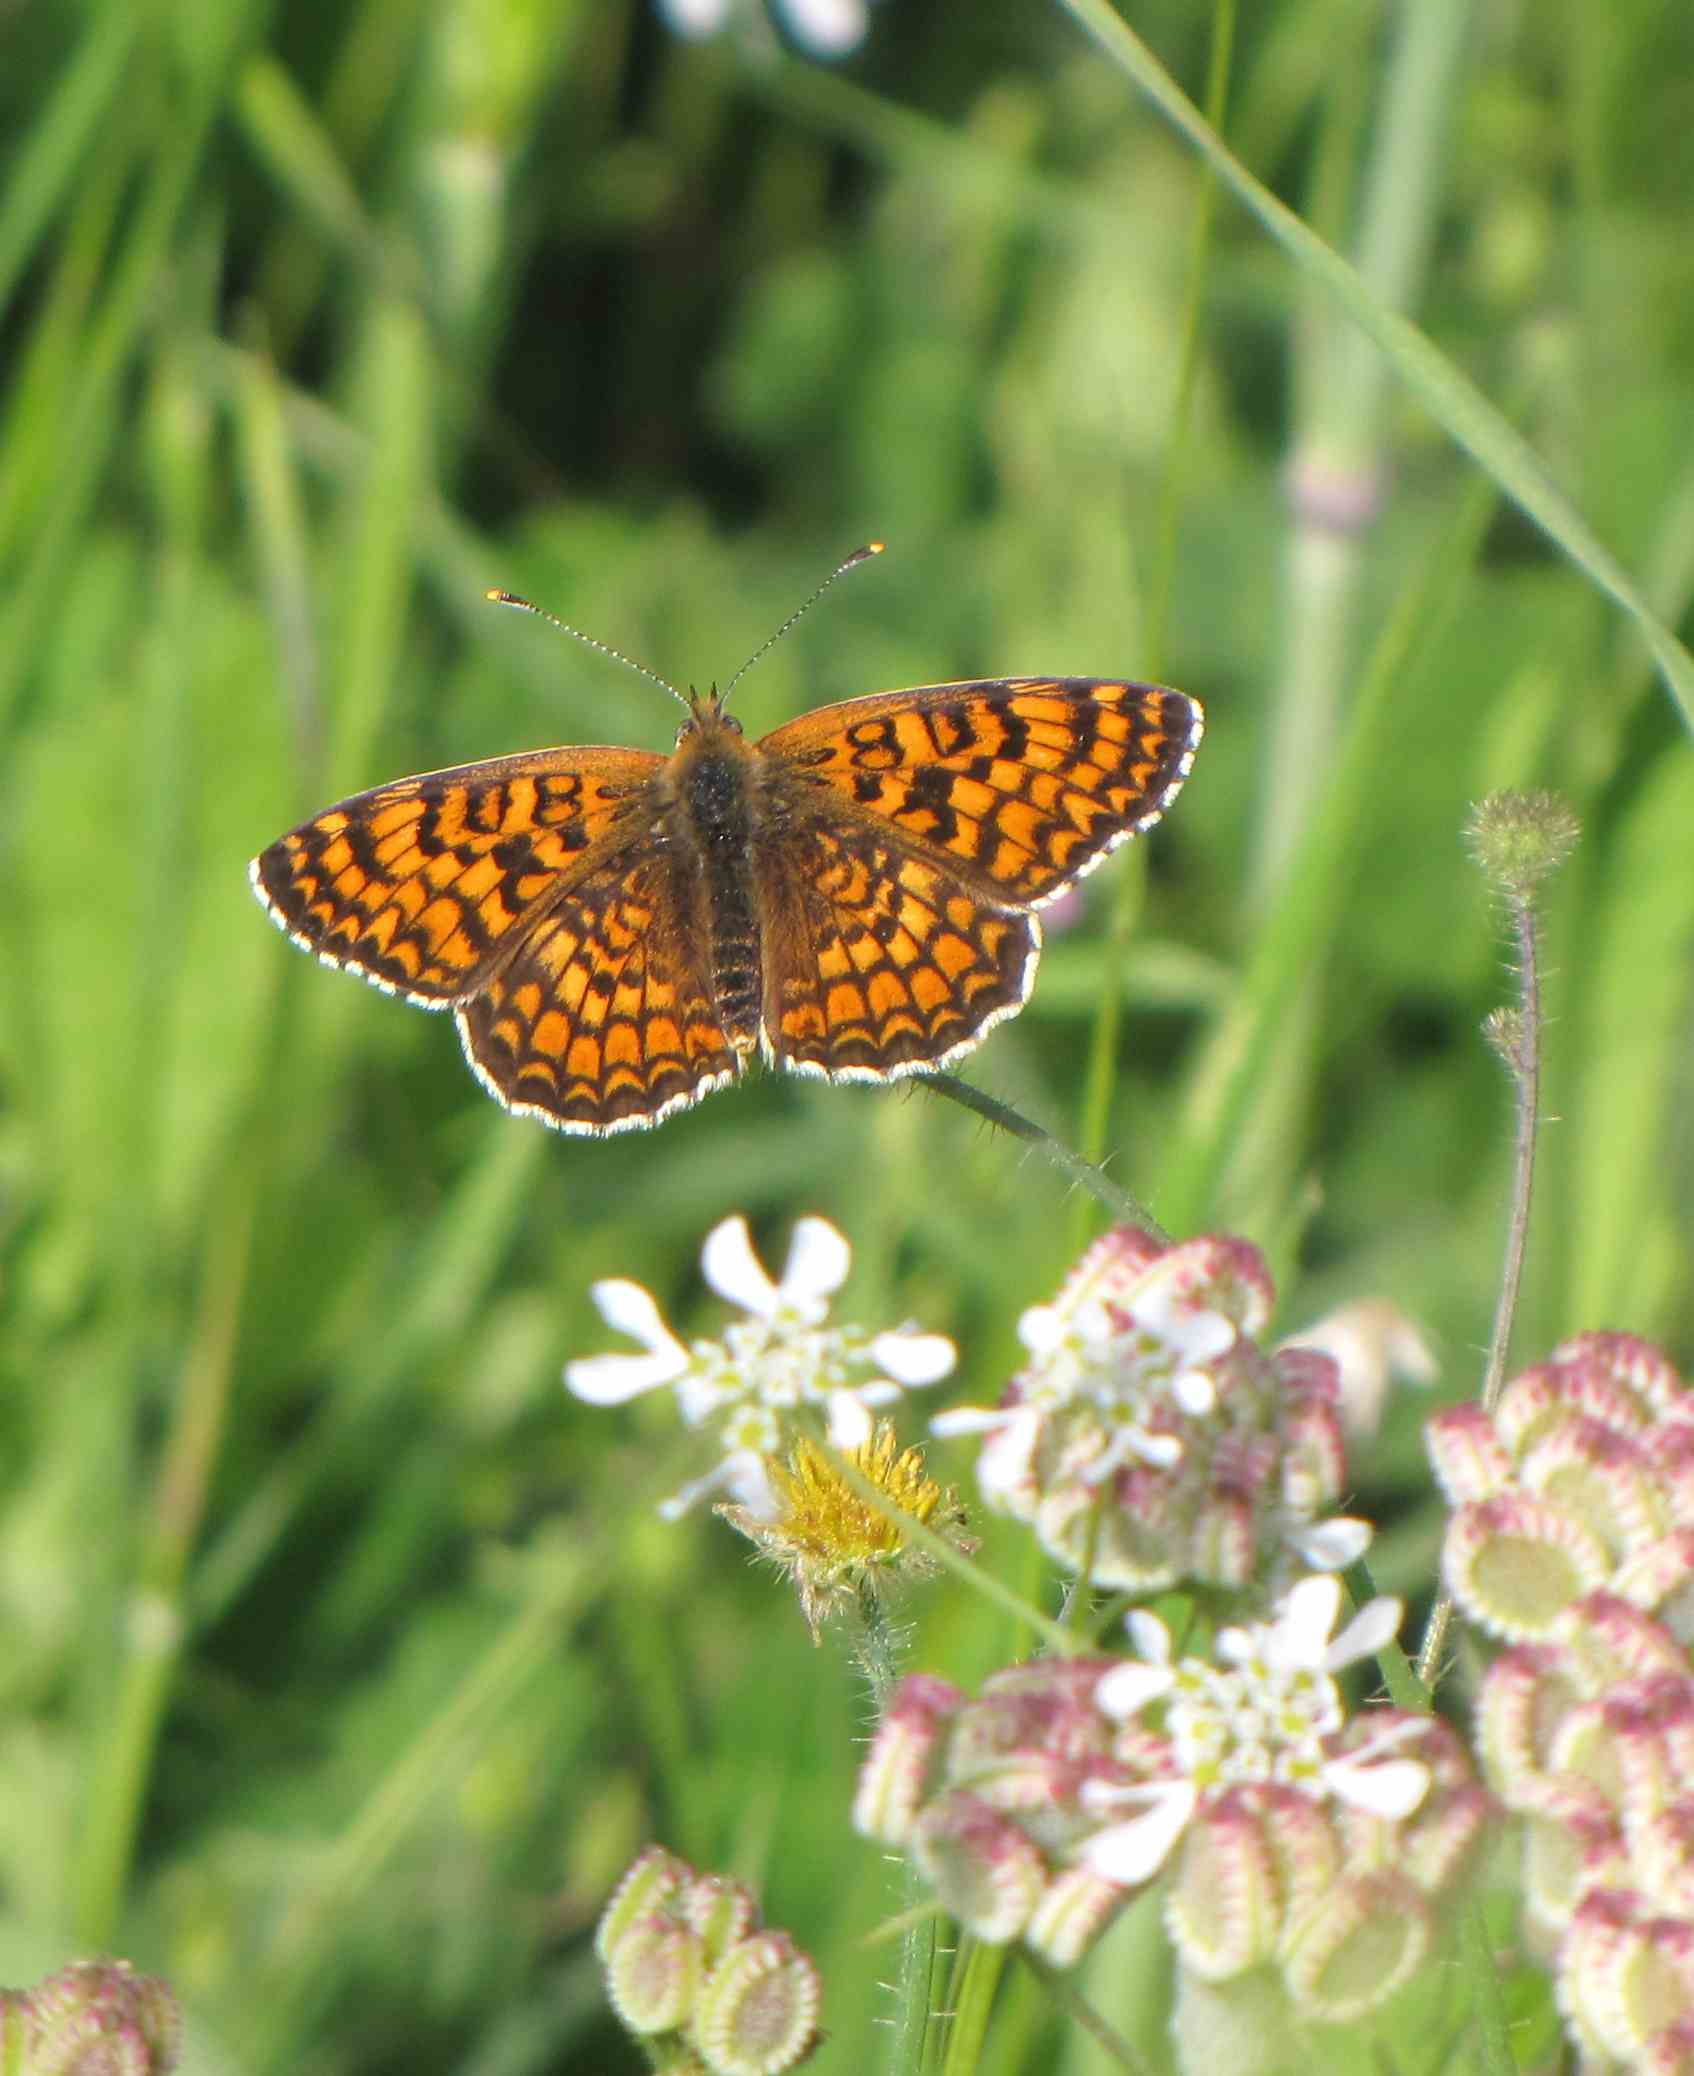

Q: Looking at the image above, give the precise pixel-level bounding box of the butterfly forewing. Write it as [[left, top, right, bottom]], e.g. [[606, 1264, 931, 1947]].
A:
[[250, 745, 664, 1003], [758, 677, 1202, 908]]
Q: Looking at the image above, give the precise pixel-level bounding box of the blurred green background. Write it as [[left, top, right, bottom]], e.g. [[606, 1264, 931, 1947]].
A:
[[2, 0, 1693, 2068]]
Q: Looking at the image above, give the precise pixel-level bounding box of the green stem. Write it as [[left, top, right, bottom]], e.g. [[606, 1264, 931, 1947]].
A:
[[1418, 891, 1543, 1690], [916, 1073, 1163, 1236]]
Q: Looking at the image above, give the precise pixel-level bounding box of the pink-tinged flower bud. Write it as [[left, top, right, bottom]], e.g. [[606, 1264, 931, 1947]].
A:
[[597, 1845, 692, 1960], [1598, 1676, 1694, 1830], [1257, 1783, 1342, 1932], [1443, 1493, 1613, 1638], [911, 1791, 1048, 1944], [1143, 1234, 1278, 1338], [1560, 1889, 1694, 2066], [949, 1659, 1120, 1785], [1650, 1422, 1694, 1521], [1166, 1789, 1283, 1981], [1632, 1801, 1694, 1918], [1477, 1642, 1573, 1792], [1281, 1871, 1431, 2023], [1613, 1529, 1694, 1642], [1516, 1776, 1625, 1946], [1426, 1402, 1515, 1502], [1024, 1862, 1135, 1968], [1643, 2014, 1694, 2075], [851, 1675, 964, 1845], [1553, 1333, 1685, 1418], [1185, 1489, 1259, 1589], [692, 1931, 821, 2076], [19, 1961, 181, 2076], [1518, 1417, 1664, 1560], [604, 1914, 706, 2035], [683, 1874, 758, 1959], [1274, 1359, 1347, 1517], [1555, 1593, 1690, 1691]]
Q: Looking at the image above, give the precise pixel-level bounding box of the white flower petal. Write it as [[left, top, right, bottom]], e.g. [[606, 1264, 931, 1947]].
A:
[[1096, 1660, 1177, 1720], [929, 1405, 1009, 1437], [1270, 1574, 1343, 1668], [827, 1390, 873, 1450], [1323, 1595, 1403, 1671], [777, 0, 868, 56], [1171, 1369, 1217, 1416], [701, 1215, 781, 1317], [589, 1279, 688, 1359], [1083, 1784, 1197, 1885], [658, 1451, 776, 1521], [660, 0, 730, 34], [870, 1329, 955, 1386], [1017, 1304, 1065, 1355], [565, 1351, 687, 1404], [1291, 1515, 1374, 1571], [855, 1381, 901, 1408], [781, 1215, 851, 1304], [1324, 1753, 1430, 1820], [1132, 1432, 1184, 1469], [1126, 1609, 1173, 1665]]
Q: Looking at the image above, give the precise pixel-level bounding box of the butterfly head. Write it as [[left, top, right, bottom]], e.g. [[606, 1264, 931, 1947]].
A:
[[678, 684, 744, 745]]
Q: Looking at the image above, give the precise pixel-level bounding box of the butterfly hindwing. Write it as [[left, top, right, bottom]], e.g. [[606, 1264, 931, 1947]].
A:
[[455, 849, 740, 1133], [756, 812, 1038, 1080]]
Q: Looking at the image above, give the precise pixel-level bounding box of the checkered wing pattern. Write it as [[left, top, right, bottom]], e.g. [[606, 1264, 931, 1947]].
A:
[[250, 746, 666, 1003], [454, 850, 740, 1134], [760, 677, 1201, 909]]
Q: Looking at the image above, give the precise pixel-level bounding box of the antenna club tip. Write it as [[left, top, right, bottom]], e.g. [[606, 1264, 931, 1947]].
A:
[[861, 540, 886, 558]]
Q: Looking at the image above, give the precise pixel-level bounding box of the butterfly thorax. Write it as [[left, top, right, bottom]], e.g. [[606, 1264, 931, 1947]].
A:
[[661, 706, 766, 1060]]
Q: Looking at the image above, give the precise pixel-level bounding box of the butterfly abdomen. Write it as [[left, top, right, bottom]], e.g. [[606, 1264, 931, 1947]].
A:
[[674, 731, 764, 1058]]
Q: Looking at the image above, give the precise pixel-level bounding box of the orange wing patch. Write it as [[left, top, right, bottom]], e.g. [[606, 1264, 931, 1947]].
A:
[[250, 745, 663, 1003], [761, 678, 1201, 907], [760, 819, 1037, 1080], [455, 853, 740, 1133]]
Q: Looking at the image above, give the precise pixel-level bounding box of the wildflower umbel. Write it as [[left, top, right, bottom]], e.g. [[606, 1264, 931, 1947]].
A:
[[934, 1226, 1365, 1593], [6, 1959, 181, 2075], [598, 1846, 821, 2076], [1426, 1332, 1694, 1643], [567, 1214, 954, 1519], [1473, 1587, 1694, 2065], [720, 1421, 972, 1641], [854, 1576, 1492, 2010]]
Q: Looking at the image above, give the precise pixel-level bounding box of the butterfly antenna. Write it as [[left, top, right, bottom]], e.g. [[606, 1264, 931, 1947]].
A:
[[718, 541, 885, 708], [484, 589, 691, 711]]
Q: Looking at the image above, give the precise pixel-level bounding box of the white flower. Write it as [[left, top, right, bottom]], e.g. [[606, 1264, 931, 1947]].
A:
[[1082, 1576, 1428, 1886], [657, 0, 870, 57], [565, 1214, 954, 1515], [934, 1250, 1236, 1486]]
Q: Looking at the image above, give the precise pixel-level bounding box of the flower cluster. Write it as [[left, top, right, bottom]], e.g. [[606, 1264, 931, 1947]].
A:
[[597, 1846, 821, 2076], [568, 1214, 954, 1519], [1478, 1588, 1694, 2071], [1, 1959, 180, 2075], [934, 1227, 1362, 1593], [855, 1577, 1492, 2018], [1426, 1332, 1694, 1643]]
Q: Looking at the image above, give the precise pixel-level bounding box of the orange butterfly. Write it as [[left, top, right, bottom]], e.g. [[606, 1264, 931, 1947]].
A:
[[251, 566, 1202, 1135]]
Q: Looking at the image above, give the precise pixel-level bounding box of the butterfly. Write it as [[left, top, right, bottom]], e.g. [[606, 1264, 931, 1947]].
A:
[[250, 594, 1203, 1136]]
